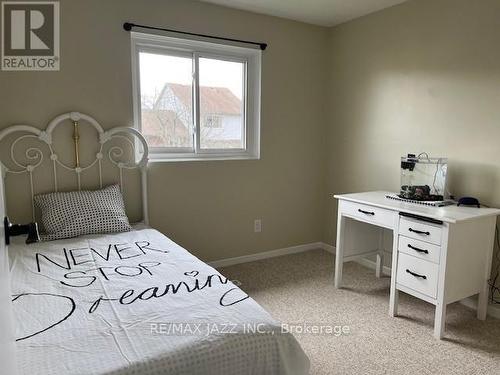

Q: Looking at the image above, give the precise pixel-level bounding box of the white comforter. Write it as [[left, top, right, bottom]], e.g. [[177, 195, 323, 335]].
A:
[[9, 228, 309, 375]]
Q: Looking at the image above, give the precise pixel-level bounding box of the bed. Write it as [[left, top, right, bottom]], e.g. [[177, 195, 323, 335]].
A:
[[0, 112, 309, 375]]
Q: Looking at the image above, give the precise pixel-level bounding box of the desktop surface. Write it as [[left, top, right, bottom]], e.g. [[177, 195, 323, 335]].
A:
[[334, 191, 500, 223]]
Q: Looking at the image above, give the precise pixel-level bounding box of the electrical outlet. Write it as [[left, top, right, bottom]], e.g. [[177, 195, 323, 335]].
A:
[[254, 219, 262, 233]]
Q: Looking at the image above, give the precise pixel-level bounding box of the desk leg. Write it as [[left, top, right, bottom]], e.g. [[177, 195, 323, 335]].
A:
[[389, 289, 399, 317], [334, 213, 346, 289], [389, 273, 399, 317], [376, 253, 383, 278], [477, 262, 492, 320], [477, 285, 488, 321], [478, 219, 495, 320], [389, 220, 399, 317], [434, 301, 446, 339], [376, 229, 384, 278]]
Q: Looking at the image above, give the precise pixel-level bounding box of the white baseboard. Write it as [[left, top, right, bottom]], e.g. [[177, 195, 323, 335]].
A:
[[320, 242, 500, 319], [209, 242, 324, 268], [321, 242, 335, 253]]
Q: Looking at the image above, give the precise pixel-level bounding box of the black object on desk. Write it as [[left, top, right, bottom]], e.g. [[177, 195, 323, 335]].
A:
[[457, 197, 480, 208]]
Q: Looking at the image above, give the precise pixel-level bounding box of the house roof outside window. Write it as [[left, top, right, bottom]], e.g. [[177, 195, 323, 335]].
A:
[[141, 83, 243, 148]]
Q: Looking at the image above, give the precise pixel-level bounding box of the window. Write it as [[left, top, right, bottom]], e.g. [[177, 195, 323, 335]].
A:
[[131, 32, 261, 161]]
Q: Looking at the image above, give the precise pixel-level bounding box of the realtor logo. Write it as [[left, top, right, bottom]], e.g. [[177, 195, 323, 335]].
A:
[[1, 1, 59, 70]]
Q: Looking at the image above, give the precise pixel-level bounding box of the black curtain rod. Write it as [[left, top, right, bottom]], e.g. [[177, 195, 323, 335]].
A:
[[123, 22, 267, 51]]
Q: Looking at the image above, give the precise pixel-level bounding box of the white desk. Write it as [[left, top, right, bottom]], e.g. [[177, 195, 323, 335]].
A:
[[334, 191, 500, 339]]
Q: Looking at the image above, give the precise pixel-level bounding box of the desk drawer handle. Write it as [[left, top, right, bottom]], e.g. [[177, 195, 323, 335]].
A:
[[407, 244, 429, 254], [408, 228, 430, 236], [358, 209, 375, 216], [406, 269, 427, 279]]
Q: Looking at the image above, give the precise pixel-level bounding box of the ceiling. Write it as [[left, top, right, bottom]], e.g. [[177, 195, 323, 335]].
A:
[[198, 0, 408, 27]]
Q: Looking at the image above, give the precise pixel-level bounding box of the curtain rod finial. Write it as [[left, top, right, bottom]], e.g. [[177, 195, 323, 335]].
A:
[[260, 43, 267, 51], [123, 22, 133, 31]]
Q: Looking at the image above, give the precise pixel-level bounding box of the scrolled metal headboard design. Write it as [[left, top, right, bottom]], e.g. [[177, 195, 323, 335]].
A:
[[0, 112, 149, 224]]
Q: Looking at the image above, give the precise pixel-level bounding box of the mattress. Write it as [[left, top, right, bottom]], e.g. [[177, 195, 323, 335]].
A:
[[8, 228, 309, 375]]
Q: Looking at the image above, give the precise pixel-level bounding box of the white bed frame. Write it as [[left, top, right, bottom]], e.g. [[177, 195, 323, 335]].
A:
[[0, 158, 16, 374], [0, 111, 150, 224], [0, 112, 150, 374]]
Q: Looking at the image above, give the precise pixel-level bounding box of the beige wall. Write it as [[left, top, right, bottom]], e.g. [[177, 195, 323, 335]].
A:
[[0, 0, 328, 261], [325, 0, 500, 253]]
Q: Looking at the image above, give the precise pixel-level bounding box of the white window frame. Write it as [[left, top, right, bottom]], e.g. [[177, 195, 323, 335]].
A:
[[131, 32, 261, 162]]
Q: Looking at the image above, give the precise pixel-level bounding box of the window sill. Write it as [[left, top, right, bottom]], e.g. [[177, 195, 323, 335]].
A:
[[148, 153, 260, 163]]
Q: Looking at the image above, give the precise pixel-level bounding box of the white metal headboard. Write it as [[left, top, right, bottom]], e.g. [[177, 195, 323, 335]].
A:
[[0, 112, 149, 224]]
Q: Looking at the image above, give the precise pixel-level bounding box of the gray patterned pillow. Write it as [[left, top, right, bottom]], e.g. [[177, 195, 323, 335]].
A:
[[34, 184, 132, 241]]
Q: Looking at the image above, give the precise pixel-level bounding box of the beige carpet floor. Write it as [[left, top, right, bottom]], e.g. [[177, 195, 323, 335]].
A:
[[220, 249, 500, 375]]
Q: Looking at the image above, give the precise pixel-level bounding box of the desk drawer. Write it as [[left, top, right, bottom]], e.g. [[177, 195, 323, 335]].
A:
[[399, 216, 442, 246], [341, 201, 394, 228], [398, 235, 441, 264], [397, 253, 439, 299]]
